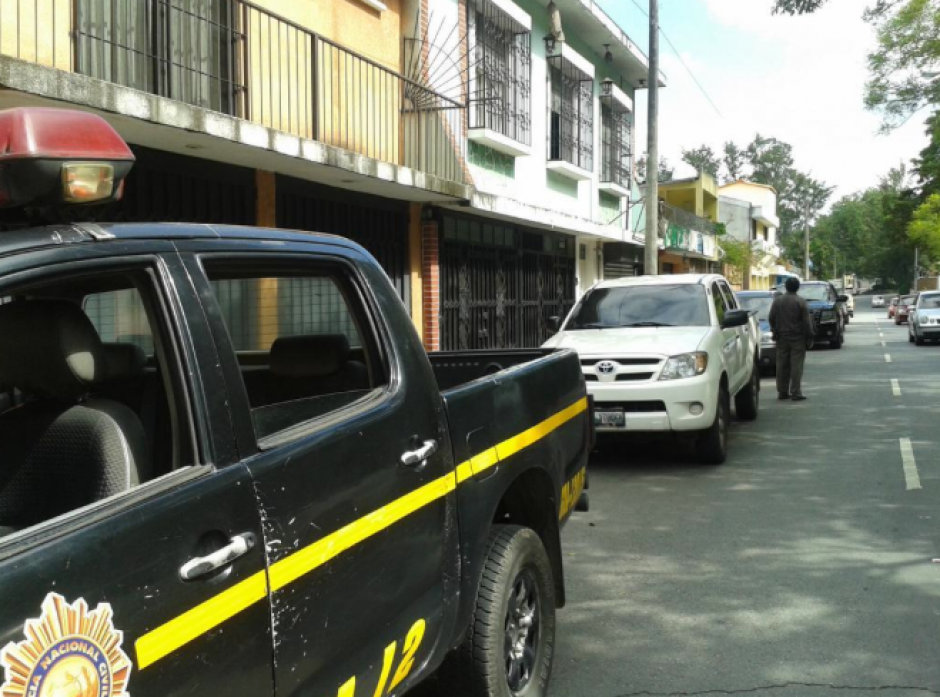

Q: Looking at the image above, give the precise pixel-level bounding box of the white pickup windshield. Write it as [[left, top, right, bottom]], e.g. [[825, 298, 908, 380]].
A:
[[565, 284, 711, 329]]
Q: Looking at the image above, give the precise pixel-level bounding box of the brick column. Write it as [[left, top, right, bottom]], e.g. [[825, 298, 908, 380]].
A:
[[255, 170, 276, 228], [422, 220, 441, 352]]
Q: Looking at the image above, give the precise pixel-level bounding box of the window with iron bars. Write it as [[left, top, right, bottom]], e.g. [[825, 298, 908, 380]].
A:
[[547, 57, 593, 172], [468, 0, 531, 146], [75, 0, 244, 116], [600, 100, 632, 188]]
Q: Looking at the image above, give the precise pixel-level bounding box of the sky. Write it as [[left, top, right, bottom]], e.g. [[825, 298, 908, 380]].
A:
[[596, 0, 931, 201]]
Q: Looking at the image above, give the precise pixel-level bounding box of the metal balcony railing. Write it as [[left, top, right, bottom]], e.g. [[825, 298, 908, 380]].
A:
[[0, 0, 467, 184], [661, 202, 717, 236]]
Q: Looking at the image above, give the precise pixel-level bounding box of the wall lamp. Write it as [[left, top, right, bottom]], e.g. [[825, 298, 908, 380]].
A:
[[543, 34, 557, 55]]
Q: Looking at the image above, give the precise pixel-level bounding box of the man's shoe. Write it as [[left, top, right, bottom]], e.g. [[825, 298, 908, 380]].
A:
[[791, 394, 807, 401], [778, 393, 791, 400]]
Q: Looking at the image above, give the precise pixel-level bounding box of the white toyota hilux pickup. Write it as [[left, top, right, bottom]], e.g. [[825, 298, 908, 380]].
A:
[[543, 274, 760, 464]]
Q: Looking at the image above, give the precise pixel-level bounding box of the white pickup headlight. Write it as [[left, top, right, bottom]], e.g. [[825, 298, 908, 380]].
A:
[[660, 352, 708, 380], [761, 332, 775, 344], [920, 314, 931, 325]]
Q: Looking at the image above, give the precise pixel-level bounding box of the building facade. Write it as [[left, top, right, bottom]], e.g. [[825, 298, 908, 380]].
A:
[[0, 0, 658, 349], [719, 180, 783, 290], [649, 174, 721, 275]]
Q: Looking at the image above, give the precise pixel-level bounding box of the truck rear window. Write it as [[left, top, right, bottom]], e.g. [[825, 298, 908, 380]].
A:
[[566, 284, 711, 329], [202, 267, 386, 442]]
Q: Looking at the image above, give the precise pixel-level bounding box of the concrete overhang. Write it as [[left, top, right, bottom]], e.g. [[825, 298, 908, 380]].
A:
[[751, 206, 780, 228], [440, 191, 637, 242], [598, 181, 630, 198], [546, 159, 594, 181], [531, 0, 665, 89], [0, 56, 472, 204], [468, 128, 532, 158]]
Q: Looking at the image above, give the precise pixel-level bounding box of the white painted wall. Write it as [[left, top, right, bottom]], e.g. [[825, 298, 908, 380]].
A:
[[439, 0, 638, 243]]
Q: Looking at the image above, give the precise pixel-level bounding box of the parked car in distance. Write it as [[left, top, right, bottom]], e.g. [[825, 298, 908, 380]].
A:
[[543, 274, 761, 465], [909, 291, 940, 345], [895, 294, 918, 324], [775, 281, 847, 349], [871, 295, 885, 308], [737, 290, 779, 375], [844, 292, 855, 320], [888, 296, 900, 319]]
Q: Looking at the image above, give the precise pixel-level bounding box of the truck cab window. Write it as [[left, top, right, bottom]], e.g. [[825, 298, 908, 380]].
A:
[[0, 271, 187, 540], [203, 268, 386, 442], [711, 282, 727, 324]]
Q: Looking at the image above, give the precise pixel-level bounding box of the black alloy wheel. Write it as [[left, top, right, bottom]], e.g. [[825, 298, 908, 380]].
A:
[[439, 526, 556, 697], [505, 569, 541, 693]]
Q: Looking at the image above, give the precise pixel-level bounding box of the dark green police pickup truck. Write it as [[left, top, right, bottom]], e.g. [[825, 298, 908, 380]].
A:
[[0, 109, 592, 697]]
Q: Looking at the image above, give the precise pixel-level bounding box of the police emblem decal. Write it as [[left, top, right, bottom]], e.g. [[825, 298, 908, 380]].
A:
[[1, 593, 132, 697]]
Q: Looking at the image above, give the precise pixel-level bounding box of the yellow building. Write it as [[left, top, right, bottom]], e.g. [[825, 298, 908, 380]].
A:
[[655, 173, 721, 275]]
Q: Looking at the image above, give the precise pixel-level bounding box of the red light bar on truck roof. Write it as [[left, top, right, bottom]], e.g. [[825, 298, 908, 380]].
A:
[[0, 107, 134, 208]]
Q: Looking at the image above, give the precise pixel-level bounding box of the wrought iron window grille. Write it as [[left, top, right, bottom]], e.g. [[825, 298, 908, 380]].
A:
[[600, 96, 632, 188], [547, 52, 593, 172], [468, 0, 532, 146]]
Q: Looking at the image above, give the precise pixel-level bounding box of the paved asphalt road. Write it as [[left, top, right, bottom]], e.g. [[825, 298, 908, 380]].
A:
[[552, 297, 940, 697]]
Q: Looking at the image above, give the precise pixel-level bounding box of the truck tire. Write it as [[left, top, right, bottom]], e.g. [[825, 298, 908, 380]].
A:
[[696, 387, 729, 465], [441, 525, 556, 697], [734, 360, 760, 422]]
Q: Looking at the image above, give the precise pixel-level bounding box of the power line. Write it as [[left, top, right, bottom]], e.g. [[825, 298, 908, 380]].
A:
[[626, 0, 723, 119]]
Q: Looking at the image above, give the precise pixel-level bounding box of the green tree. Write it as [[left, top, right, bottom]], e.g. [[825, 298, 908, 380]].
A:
[[912, 112, 940, 197], [772, 0, 940, 131], [746, 135, 795, 195], [681, 145, 721, 179], [772, 0, 829, 14], [636, 156, 675, 183], [722, 142, 749, 182], [864, 0, 940, 131], [909, 193, 940, 259]]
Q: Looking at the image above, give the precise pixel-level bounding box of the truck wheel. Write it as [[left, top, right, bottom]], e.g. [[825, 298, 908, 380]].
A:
[[696, 387, 729, 465], [442, 525, 556, 697], [734, 360, 760, 421]]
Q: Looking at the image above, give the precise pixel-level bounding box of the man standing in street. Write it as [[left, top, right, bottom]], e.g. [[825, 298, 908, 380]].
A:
[[769, 276, 815, 401]]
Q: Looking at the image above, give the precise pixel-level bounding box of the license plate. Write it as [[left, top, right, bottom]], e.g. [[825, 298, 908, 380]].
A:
[[594, 409, 626, 429]]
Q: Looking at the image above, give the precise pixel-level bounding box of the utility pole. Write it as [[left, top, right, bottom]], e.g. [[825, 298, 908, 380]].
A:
[[914, 246, 920, 287], [803, 199, 810, 280], [644, 0, 659, 276]]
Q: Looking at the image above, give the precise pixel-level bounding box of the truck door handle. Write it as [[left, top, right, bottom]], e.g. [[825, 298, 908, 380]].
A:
[[401, 440, 438, 467], [180, 533, 254, 581]]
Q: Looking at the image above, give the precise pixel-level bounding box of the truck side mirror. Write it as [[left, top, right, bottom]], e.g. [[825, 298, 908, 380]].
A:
[[721, 309, 749, 329], [837, 295, 849, 302], [547, 316, 561, 333]]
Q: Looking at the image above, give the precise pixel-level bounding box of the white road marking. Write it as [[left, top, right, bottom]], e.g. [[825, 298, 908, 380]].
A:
[[880, 341, 887, 348], [891, 379, 901, 397], [885, 354, 892, 363], [900, 438, 922, 491]]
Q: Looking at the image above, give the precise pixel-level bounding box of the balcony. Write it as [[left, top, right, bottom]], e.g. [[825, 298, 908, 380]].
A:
[[662, 202, 718, 259], [0, 0, 468, 185]]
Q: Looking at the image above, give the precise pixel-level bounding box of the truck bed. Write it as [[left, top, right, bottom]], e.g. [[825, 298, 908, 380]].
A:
[[427, 348, 555, 391]]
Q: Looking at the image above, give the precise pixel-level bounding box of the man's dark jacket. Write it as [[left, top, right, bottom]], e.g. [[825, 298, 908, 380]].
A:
[[769, 292, 815, 342]]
